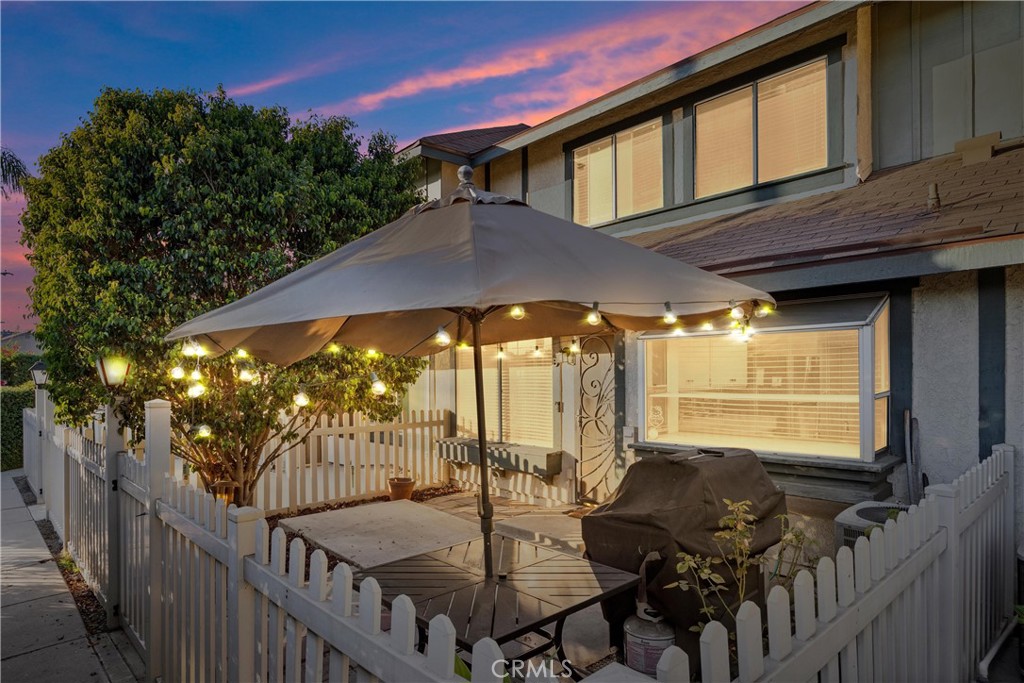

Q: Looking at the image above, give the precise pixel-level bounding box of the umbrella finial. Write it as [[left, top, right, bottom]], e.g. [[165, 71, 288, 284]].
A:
[[457, 165, 474, 185]]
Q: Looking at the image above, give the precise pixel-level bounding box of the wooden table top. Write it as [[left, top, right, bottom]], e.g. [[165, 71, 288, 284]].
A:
[[355, 534, 638, 649]]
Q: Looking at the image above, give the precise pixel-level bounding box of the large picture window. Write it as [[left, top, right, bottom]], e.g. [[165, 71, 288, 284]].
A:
[[456, 339, 554, 448], [573, 119, 663, 226], [695, 59, 828, 199], [642, 296, 889, 460]]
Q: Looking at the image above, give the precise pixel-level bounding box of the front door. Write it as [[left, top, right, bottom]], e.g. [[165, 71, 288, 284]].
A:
[[577, 333, 626, 503]]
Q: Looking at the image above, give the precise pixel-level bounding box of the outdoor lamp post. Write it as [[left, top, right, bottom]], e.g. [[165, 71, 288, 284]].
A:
[[29, 360, 47, 388], [95, 355, 131, 388]]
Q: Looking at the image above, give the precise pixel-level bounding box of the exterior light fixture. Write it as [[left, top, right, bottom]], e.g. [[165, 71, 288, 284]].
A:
[[509, 304, 526, 320], [29, 361, 47, 388], [533, 345, 542, 358], [170, 366, 185, 380], [96, 355, 131, 388], [496, 346, 505, 360], [569, 338, 581, 354], [662, 303, 677, 325], [370, 373, 387, 396], [586, 302, 602, 326], [435, 326, 451, 346], [293, 389, 310, 407], [187, 383, 206, 398]]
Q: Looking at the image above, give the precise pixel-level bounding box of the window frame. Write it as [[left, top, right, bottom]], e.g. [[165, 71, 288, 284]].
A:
[[692, 56, 830, 200], [571, 118, 665, 227], [562, 37, 846, 231], [636, 296, 890, 462]]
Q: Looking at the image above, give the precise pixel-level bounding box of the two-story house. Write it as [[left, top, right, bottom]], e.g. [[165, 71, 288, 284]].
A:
[[399, 1, 1023, 536]]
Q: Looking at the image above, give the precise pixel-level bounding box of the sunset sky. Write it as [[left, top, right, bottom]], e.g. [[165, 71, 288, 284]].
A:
[[0, 1, 806, 331]]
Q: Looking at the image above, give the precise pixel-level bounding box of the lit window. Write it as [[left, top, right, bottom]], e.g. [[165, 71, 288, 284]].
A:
[[695, 59, 828, 198], [573, 120, 663, 226], [456, 339, 553, 448], [642, 297, 889, 460]]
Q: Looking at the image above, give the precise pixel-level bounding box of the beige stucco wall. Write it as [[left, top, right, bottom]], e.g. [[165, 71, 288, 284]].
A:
[[912, 271, 981, 484], [490, 153, 522, 199]]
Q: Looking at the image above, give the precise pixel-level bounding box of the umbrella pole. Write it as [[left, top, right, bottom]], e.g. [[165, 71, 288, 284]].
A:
[[470, 313, 495, 578]]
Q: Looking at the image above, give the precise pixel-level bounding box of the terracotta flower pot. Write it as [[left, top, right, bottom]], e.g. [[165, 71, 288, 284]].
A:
[[388, 477, 415, 501]]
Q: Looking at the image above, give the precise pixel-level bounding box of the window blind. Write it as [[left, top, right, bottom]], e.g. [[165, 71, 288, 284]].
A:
[[645, 329, 862, 458], [695, 87, 754, 198], [616, 120, 663, 217], [501, 339, 554, 447], [573, 138, 613, 226], [757, 59, 828, 183]]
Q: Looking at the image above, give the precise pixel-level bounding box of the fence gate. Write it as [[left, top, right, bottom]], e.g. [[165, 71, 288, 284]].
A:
[[577, 333, 626, 503]]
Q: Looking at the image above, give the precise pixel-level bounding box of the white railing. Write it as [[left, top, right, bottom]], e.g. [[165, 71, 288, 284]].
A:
[[23, 395, 1017, 683], [253, 409, 450, 514]]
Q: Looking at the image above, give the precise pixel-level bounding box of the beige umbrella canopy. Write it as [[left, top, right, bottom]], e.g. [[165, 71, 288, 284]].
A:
[[167, 166, 773, 577]]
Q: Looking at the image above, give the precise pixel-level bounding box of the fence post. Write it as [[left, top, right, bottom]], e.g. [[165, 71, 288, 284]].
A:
[[227, 505, 264, 683], [927, 479, 962, 680], [144, 399, 171, 683], [102, 403, 122, 630], [992, 444, 1016, 624]]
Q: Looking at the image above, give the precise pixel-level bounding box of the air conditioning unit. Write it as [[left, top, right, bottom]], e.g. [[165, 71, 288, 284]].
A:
[[834, 501, 909, 552]]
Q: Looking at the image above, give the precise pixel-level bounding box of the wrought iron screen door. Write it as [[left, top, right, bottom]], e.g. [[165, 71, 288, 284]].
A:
[[577, 333, 626, 503]]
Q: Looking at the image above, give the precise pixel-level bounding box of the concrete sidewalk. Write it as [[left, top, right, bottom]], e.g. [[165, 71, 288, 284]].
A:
[[0, 469, 141, 683]]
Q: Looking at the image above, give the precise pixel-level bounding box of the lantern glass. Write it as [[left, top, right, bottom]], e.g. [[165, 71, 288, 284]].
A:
[[29, 361, 48, 388], [96, 356, 131, 388]]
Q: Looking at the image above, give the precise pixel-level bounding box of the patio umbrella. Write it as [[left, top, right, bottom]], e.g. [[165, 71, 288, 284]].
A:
[[167, 166, 773, 577]]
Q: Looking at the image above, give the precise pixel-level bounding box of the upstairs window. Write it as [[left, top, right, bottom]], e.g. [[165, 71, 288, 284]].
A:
[[573, 119, 663, 226], [695, 59, 828, 199]]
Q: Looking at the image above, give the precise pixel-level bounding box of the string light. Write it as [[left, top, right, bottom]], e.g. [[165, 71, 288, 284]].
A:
[[755, 301, 774, 318], [195, 424, 212, 439], [533, 345, 542, 358], [170, 366, 185, 380], [672, 326, 685, 337], [326, 343, 341, 354], [496, 346, 505, 360], [701, 321, 714, 331], [569, 338, 580, 354], [434, 326, 451, 346], [662, 303, 677, 325], [190, 369, 202, 381], [729, 302, 745, 320], [586, 302, 601, 326], [187, 383, 206, 398], [366, 349, 379, 358], [182, 339, 206, 357], [509, 305, 526, 320], [238, 367, 256, 383], [235, 349, 248, 359], [293, 388, 310, 407], [370, 373, 387, 396], [457, 340, 470, 350]]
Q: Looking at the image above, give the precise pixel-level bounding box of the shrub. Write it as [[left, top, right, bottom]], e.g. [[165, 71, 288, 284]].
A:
[[1, 382, 35, 470], [0, 351, 41, 387]]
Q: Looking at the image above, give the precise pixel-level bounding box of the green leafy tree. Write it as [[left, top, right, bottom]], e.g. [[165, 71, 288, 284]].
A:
[[20, 87, 425, 505]]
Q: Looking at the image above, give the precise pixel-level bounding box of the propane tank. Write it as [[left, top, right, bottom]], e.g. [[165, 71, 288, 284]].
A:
[[624, 551, 674, 675], [624, 603, 675, 675]]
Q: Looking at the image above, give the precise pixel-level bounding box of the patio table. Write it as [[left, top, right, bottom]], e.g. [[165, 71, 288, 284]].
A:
[[354, 533, 638, 679]]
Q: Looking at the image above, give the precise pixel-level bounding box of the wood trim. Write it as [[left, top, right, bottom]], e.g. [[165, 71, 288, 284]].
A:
[[856, 5, 873, 181]]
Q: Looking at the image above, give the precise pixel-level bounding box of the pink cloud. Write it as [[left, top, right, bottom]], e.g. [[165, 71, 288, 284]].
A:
[[0, 191, 37, 329], [226, 53, 347, 97], [319, 1, 808, 124]]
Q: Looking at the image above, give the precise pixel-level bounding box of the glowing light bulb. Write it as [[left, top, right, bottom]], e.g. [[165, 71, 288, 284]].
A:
[[366, 349, 378, 358], [187, 383, 206, 398], [238, 368, 255, 383], [496, 346, 505, 360], [191, 369, 202, 381], [569, 338, 580, 354], [182, 340, 206, 357], [701, 321, 714, 331], [370, 373, 386, 396], [533, 345, 542, 358], [293, 390, 310, 408], [235, 348, 248, 359], [509, 304, 526, 320], [435, 326, 451, 346], [195, 424, 212, 439], [755, 302, 773, 318], [326, 343, 341, 354], [586, 302, 601, 326], [729, 304, 745, 320], [457, 340, 469, 350], [672, 326, 685, 337], [662, 303, 677, 325], [170, 366, 185, 380]]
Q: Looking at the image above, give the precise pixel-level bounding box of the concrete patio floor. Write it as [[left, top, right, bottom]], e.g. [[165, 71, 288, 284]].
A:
[[0, 469, 144, 683]]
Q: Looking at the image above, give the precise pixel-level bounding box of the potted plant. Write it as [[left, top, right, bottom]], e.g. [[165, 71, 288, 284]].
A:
[[388, 476, 415, 501]]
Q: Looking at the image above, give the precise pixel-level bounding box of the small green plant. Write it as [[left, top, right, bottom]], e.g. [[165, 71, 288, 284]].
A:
[[1015, 604, 1023, 624], [56, 551, 78, 574]]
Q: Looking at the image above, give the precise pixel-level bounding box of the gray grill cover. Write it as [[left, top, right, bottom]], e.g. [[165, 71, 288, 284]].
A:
[[582, 448, 786, 659]]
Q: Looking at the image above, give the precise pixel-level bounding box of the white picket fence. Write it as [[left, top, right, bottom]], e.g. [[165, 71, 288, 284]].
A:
[[22, 396, 1017, 683]]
